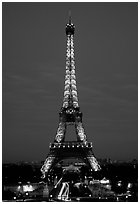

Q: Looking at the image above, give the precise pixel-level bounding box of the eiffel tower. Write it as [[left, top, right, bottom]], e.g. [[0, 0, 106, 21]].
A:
[[41, 15, 101, 179]]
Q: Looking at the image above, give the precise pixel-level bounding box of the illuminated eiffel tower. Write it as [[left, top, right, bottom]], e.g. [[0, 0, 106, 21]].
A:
[[41, 15, 101, 179]]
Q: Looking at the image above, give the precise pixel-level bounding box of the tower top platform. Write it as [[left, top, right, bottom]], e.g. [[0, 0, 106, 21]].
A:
[[65, 13, 75, 35]]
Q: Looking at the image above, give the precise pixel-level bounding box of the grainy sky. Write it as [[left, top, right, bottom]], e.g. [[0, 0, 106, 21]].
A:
[[3, 2, 138, 162]]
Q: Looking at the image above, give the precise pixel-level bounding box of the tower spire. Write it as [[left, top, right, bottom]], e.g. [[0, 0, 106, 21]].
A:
[[68, 10, 72, 24]]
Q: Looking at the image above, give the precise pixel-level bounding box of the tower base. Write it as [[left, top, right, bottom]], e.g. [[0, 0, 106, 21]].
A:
[[41, 142, 101, 178]]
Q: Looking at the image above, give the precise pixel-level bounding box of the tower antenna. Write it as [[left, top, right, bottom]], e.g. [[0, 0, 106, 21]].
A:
[[68, 10, 72, 24]]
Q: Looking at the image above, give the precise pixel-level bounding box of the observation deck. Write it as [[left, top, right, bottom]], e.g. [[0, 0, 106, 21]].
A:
[[65, 23, 75, 35]]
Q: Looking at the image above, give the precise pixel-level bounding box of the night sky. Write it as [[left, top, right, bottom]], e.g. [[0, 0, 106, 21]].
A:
[[3, 2, 138, 163]]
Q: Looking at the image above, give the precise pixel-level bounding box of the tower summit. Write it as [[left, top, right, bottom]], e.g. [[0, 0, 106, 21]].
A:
[[65, 12, 75, 35], [41, 16, 101, 179]]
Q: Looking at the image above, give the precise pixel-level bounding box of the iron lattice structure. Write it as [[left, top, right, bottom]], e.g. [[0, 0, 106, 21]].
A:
[[41, 17, 101, 178]]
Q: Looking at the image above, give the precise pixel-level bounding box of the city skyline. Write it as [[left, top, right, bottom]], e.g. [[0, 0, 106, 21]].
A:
[[3, 2, 138, 162]]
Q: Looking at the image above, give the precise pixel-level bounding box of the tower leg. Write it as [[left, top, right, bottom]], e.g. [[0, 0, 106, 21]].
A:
[[41, 156, 55, 178], [75, 122, 87, 143], [54, 122, 66, 143], [87, 155, 101, 172]]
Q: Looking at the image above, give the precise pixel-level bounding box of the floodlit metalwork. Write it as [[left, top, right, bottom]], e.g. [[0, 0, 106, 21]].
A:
[[41, 16, 101, 178], [76, 122, 87, 142], [55, 122, 66, 143], [87, 156, 101, 172], [41, 156, 55, 178], [63, 31, 78, 109]]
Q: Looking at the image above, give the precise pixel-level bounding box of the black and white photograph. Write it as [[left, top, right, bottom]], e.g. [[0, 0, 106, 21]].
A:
[[2, 2, 138, 202]]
